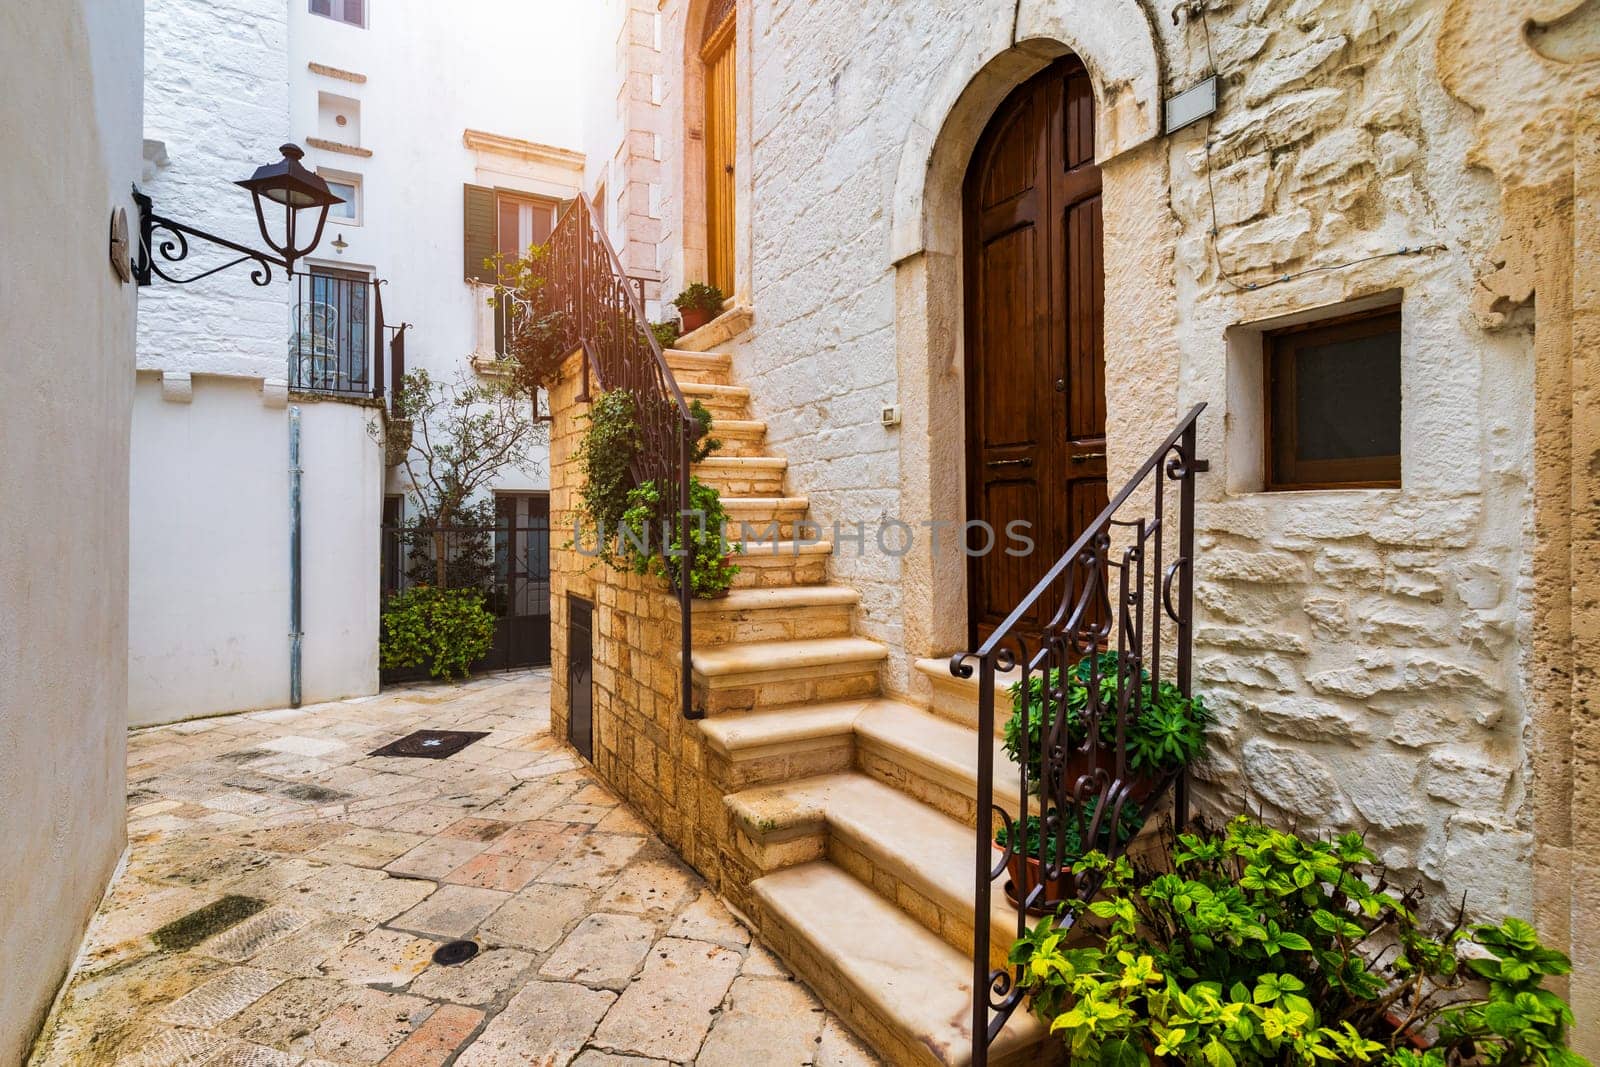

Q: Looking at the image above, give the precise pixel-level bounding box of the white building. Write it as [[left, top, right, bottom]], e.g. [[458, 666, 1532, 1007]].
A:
[[130, 0, 589, 725], [0, 0, 143, 1055]]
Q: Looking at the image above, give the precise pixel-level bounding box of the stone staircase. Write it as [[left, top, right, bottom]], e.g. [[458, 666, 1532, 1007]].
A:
[[663, 348, 1053, 1067]]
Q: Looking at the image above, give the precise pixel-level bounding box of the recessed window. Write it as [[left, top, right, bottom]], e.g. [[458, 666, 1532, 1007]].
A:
[[1265, 309, 1401, 490], [496, 193, 557, 259], [310, 0, 365, 28], [320, 171, 361, 225], [317, 92, 361, 146]]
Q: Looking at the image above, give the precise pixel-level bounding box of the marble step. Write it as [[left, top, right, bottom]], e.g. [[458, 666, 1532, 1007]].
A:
[[853, 699, 1024, 828], [727, 772, 1023, 964], [914, 657, 1021, 738], [751, 861, 1052, 1067], [681, 381, 749, 420], [695, 698, 866, 790], [694, 455, 787, 496], [692, 585, 859, 644], [664, 348, 731, 385], [691, 636, 886, 714]]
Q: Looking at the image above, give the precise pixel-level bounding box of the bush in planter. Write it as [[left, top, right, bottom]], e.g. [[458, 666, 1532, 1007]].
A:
[[1007, 816, 1591, 1066], [672, 282, 725, 331], [1004, 650, 1212, 790], [379, 586, 496, 682]]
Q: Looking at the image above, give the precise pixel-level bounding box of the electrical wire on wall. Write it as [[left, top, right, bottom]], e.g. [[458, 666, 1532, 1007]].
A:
[[1185, 0, 1449, 292]]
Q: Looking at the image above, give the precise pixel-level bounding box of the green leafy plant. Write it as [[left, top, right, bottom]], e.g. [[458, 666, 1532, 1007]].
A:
[[650, 320, 681, 349], [617, 476, 741, 598], [574, 388, 739, 597], [1009, 817, 1591, 1066], [994, 800, 1144, 860], [672, 281, 724, 315], [689, 398, 721, 463], [490, 244, 574, 391], [379, 586, 496, 681], [1004, 651, 1211, 790]]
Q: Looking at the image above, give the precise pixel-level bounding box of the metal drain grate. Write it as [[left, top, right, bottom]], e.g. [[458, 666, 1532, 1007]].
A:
[[369, 730, 489, 760]]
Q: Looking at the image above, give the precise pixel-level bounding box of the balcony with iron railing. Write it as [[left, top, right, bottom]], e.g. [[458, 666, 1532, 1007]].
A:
[[289, 269, 392, 401]]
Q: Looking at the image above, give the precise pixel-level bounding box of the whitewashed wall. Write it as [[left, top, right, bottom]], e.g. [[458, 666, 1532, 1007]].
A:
[[641, 0, 1539, 923], [287, 0, 591, 497], [0, 0, 142, 1057], [129, 377, 383, 726]]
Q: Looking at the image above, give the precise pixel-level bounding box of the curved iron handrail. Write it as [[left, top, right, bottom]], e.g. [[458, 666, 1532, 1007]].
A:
[[541, 194, 701, 721], [954, 403, 1207, 1063]]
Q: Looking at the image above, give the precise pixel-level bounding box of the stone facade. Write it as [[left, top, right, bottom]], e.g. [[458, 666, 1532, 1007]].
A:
[[559, 0, 1600, 1057]]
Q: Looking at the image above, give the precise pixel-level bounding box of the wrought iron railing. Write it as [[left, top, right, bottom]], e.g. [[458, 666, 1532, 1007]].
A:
[[289, 269, 383, 399], [952, 404, 1207, 1064], [541, 193, 700, 720]]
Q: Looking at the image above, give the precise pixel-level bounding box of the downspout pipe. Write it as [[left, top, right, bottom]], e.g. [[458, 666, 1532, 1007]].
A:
[[289, 405, 303, 708]]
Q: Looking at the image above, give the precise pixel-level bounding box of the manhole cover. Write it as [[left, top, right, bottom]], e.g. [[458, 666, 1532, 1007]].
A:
[[432, 940, 480, 966], [369, 730, 489, 760]]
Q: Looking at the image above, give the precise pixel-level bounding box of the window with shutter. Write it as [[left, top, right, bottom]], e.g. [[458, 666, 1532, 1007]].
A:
[[462, 184, 498, 283]]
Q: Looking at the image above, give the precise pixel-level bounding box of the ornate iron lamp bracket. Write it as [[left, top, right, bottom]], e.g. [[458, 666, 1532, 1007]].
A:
[[129, 185, 288, 288]]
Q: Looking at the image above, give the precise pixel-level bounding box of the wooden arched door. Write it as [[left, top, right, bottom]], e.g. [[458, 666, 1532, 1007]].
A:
[[963, 56, 1106, 645], [701, 3, 737, 298]]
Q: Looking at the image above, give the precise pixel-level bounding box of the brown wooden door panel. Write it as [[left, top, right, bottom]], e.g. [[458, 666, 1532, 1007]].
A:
[[965, 56, 1106, 647], [702, 12, 736, 298]]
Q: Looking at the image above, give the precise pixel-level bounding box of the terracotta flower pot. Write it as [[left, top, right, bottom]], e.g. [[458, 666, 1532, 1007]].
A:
[[678, 305, 712, 333]]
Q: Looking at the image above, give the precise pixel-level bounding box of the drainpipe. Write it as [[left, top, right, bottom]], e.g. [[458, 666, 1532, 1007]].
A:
[[289, 406, 303, 708]]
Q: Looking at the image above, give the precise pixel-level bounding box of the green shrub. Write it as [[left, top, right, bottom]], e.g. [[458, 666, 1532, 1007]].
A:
[[379, 586, 496, 681], [617, 476, 741, 598], [993, 800, 1144, 860], [575, 389, 642, 549], [1009, 816, 1591, 1066], [650, 320, 681, 348], [1004, 650, 1211, 790], [672, 281, 724, 314]]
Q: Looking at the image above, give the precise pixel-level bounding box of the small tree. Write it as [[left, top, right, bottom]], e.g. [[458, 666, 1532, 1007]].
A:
[[387, 368, 546, 588]]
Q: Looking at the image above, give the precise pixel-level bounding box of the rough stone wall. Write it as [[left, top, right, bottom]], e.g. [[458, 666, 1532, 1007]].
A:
[[140, 0, 289, 379], [616, 0, 1569, 930], [547, 354, 761, 912], [1164, 0, 1536, 926]]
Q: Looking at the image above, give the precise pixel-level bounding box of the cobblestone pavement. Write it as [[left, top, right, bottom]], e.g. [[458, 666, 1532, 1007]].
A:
[[32, 670, 878, 1067]]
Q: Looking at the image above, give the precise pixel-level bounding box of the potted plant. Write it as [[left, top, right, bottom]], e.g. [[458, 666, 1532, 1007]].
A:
[[1008, 816, 1592, 1066], [994, 801, 1142, 912], [673, 282, 724, 333]]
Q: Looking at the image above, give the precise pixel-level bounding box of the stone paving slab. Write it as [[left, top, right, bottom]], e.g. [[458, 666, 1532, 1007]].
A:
[[28, 669, 880, 1067]]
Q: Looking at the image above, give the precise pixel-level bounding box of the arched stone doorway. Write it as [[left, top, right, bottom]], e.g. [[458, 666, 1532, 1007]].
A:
[[963, 54, 1107, 646], [885, 5, 1169, 679]]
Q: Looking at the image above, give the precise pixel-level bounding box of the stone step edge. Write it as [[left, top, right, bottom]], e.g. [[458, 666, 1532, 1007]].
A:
[[694, 455, 788, 470], [751, 861, 1049, 1067], [691, 637, 889, 688], [854, 700, 1025, 816], [691, 585, 860, 614], [696, 700, 868, 763]]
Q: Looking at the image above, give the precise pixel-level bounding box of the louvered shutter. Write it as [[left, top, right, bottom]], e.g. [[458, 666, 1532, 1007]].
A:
[[463, 184, 497, 283]]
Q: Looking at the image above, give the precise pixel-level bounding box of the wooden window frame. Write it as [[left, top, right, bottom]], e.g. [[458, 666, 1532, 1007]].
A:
[[495, 191, 559, 260], [1264, 308, 1402, 491]]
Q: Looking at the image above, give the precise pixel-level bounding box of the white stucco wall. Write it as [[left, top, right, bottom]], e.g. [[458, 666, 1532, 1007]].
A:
[[638, 0, 1542, 923], [0, 0, 141, 1057], [287, 0, 590, 496], [129, 377, 383, 725]]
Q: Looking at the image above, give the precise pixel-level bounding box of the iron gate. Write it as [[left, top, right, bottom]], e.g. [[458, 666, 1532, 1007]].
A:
[[380, 492, 551, 678]]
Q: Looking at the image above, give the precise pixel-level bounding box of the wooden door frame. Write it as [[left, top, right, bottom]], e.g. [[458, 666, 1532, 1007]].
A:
[[961, 55, 1103, 649]]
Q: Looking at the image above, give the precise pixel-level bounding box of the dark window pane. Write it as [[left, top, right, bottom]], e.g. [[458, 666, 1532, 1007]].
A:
[[342, 0, 363, 25], [310, 0, 331, 14], [1293, 331, 1401, 461]]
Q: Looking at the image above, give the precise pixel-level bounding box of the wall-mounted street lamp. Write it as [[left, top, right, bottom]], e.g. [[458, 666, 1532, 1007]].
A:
[[118, 143, 344, 287]]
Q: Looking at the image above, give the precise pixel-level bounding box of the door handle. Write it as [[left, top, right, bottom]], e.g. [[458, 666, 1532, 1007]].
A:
[[1070, 452, 1106, 463], [987, 457, 1034, 468]]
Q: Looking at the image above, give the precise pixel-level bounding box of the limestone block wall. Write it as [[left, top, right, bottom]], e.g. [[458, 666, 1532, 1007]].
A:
[[547, 354, 758, 911], [619, 0, 1556, 928]]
